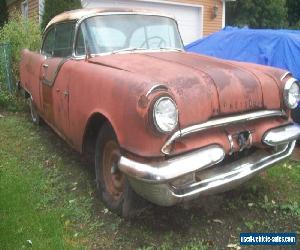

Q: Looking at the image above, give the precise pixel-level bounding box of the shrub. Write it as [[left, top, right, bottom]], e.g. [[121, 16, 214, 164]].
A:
[[226, 0, 288, 28], [0, 11, 42, 80], [41, 0, 82, 31], [0, 84, 24, 111], [0, 12, 41, 110]]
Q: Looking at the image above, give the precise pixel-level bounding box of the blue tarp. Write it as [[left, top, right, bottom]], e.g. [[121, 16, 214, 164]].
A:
[[185, 27, 300, 80]]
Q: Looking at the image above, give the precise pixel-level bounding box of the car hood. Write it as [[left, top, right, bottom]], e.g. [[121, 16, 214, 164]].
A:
[[88, 51, 284, 127]]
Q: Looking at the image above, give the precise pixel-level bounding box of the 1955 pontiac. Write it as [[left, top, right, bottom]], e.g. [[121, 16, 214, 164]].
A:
[[19, 8, 300, 217]]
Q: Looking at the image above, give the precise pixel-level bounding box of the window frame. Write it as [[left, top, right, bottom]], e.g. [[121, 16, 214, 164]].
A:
[[41, 21, 77, 58], [41, 25, 55, 57], [73, 13, 184, 58], [74, 23, 86, 57], [42, 13, 184, 59]]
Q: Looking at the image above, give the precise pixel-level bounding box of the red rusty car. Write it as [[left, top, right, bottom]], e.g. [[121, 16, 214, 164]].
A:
[[19, 8, 300, 216]]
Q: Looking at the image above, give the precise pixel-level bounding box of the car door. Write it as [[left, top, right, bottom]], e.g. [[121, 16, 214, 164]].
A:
[[40, 22, 75, 138]]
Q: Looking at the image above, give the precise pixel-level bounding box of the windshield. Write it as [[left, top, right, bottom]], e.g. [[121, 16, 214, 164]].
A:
[[79, 14, 184, 54]]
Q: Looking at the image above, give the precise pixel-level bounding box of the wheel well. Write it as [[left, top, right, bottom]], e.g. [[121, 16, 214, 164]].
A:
[[24, 91, 30, 99], [83, 113, 110, 161], [18, 82, 30, 99]]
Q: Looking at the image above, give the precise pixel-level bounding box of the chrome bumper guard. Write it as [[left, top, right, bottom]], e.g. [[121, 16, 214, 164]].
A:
[[119, 124, 300, 206]]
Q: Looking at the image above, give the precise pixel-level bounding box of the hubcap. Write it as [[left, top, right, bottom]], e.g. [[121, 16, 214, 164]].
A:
[[102, 140, 124, 200]]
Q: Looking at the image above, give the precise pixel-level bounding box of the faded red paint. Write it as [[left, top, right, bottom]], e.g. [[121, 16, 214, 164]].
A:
[[20, 46, 290, 158]]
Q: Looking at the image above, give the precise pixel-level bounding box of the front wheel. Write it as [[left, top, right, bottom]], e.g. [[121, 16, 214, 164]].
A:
[[95, 122, 148, 217]]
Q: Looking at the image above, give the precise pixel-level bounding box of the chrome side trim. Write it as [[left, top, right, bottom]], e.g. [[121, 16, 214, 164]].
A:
[[161, 110, 286, 154], [263, 124, 300, 146], [119, 145, 225, 184]]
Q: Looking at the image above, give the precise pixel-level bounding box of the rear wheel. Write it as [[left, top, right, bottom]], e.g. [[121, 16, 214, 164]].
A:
[[28, 98, 40, 125], [95, 122, 148, 217]]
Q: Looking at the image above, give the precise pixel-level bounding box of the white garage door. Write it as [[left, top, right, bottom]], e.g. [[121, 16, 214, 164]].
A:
[[81, 0, 203, 45]]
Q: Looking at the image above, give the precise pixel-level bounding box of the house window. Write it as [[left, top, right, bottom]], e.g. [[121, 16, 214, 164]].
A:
[[21, 0, 29, 19], [39, 0, 45, 24]]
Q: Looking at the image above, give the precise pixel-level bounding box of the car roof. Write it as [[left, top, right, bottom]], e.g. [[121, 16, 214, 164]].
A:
[[45, 8, 172, 31]]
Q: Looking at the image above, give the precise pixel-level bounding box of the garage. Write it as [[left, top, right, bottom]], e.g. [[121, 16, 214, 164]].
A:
[[81, 0, 203, 45]]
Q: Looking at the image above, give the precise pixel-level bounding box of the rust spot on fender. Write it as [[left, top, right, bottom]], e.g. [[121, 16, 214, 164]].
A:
[[138, 95, 149, 108]]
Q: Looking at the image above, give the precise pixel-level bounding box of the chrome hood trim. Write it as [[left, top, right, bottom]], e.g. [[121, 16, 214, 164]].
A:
[[162, 110, 286, 154]]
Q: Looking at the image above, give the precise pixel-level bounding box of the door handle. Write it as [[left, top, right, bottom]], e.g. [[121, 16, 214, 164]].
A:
[[42, 64, 49, 68], [63, 90, 69, 97]]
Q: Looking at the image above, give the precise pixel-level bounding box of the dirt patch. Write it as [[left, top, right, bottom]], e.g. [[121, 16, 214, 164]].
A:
[[291, 145, 300, 162]]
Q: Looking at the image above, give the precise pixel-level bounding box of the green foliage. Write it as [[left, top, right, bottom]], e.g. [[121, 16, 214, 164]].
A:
[[0, 84, 24, 111], [0, 84, 14, 109], [41, 0, 82, 31], [287, 0, 300, 28], [0, 0, 8, 28], [0, 12, 41, 110], [226, 0, 288, 29], [0, 12, 42, 78]]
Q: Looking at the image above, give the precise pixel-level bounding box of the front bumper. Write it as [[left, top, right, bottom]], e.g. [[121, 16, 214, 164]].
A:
[[119, 124, 300, 206]]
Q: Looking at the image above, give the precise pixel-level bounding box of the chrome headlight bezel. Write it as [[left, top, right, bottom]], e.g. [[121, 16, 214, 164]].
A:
[[152, 96, 178, 134], [283, 78, 300, 109]]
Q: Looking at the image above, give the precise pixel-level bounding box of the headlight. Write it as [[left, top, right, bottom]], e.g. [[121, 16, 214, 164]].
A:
[[284, 78, 300, 109], [153, 96, 178, 133]]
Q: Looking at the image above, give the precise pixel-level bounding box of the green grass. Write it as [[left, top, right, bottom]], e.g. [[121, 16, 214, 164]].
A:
[[0, 112, 90, 249], [0, 110, 299, 249]]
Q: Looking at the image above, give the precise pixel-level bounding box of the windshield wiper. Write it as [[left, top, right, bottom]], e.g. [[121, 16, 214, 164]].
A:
[[158, 47, 183, 52], [111, 47, 146, 54], [111, 47, 183, 55]]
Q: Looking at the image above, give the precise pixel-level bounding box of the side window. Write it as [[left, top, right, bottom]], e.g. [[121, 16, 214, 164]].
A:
[[75, 26, 85, 56], [53, 22, 75, 57], [42, 27, 55, 56]]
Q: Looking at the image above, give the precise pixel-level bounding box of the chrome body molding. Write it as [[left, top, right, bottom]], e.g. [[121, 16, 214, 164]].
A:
[[119, 145, 225, 184], [119, 124, 300, 206], [161, 110, 286, 154], [145, 84, 169, 97], [263, 124, 300, 146], [280, 71, 291, 81]]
